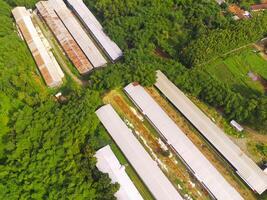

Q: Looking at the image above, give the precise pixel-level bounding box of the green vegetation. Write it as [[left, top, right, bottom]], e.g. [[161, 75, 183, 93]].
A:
[[1, 0, 267, 199], [181, 12, 267, 67], [205, 47, 267, 97], [255, 143, 267, 157], [4, 0, 38, 7], [248, 142, 267, 162], [109, 142, 155, 200], [0, 0, 118, 199]]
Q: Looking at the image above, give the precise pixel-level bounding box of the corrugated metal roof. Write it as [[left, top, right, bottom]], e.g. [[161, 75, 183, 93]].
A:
[[95, 104, 184, 200], [66, 0, 102, 30], [12, 7, 64, 87], [65, 0, 122, 62], [36, 1, 93, 74], [95, 145, 143, 200], [124, 83, 244, 200], [49, 0, 107, 68], [154, 70, 267, 194]]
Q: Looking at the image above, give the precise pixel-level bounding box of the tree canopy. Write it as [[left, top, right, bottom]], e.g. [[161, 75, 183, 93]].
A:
[[0, 0, 117, 199], [1, 0, 267, 199]]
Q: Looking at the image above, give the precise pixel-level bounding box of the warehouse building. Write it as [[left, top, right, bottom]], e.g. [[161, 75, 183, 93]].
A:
[[49, 0, 107, 68], [95, 104, 183, 200], [154, 70, 267, 194], [36, 1, 93, 74], [95, 145, 143, 200], [64, 0, 123, 62], [124, 83, 243, 200], [12, 7, 64, 87], [66, 0, 103, 30]]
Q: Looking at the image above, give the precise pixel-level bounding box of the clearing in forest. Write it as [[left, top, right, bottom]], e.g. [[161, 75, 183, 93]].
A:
[[204, 47, 267, 97]]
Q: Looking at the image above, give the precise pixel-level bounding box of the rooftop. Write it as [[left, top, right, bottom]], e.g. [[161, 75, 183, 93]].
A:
[[124, 82, 243, 200], [49, 0, 107, 68], [154, 70, 267, 194], [12, 7, 64, 87], [36, 1, 93, 74], [95, 104, 183, 200], [95, 145, 143, 200], [65, 0, 122, 62]]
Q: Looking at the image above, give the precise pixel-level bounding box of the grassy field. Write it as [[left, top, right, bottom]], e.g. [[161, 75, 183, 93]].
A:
[[204, 47, 267, 97]]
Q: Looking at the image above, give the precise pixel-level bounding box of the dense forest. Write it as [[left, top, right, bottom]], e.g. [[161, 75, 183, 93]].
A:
[[1, 0, 267, 199], [0, 0, 118, 199]]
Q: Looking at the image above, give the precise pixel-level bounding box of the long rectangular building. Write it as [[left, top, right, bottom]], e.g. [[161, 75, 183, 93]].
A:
[[95, 104, 183, 200], [12, 7, 64, 87], [124, 83, 243, 200], [154, 70, 267, 194], [49, 0, 107, 68], [95, 145, 143, 200], [65, 0, 123, 62], [36, 1, 93, 74]]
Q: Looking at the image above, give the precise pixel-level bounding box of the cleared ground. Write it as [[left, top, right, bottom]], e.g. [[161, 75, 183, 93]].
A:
[[204, 47, 267, 97]]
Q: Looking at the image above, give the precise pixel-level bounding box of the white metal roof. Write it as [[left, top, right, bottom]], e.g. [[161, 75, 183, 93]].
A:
[[65, 0, 123, 62], [124, 83, 244, 200], [95, 104, 183, 200], [230, 120, 244, 132], [95, 145, 143, 200], [154, 70, 267, 194], [49, 0, 107, 68], [67, 0, 103, 30], [12, 7, 64, 87]]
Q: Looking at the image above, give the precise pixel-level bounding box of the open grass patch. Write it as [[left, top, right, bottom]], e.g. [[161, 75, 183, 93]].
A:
[[204, 47, 267, 97]]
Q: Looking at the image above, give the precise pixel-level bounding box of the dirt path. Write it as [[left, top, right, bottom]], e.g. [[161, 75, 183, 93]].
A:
[[246, 127, 267, 143], [32, 12, 86, 86]]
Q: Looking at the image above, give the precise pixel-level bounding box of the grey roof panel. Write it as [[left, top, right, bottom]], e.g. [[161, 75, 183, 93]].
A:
[[154, 70, 267, 194], [95, 104, 184, 200], [65, 0, 122, 62], [124, 83, 243, 200]]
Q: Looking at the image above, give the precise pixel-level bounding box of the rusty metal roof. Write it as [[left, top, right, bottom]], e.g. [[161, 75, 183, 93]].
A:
[[12, 7, 64, 87], [36, 1, 93, 74]]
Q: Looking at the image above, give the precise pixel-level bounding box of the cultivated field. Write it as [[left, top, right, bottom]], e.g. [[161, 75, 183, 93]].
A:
[[204, 47, 267, 97]]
